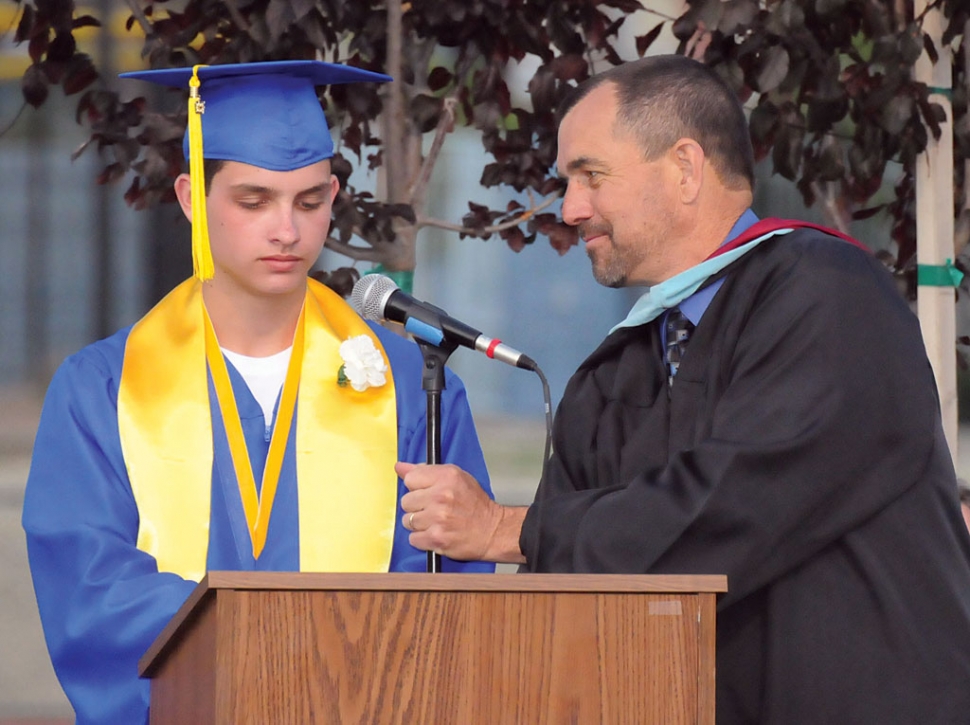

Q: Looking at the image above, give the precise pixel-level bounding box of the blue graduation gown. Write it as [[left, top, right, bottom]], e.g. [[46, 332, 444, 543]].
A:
[[22, 322, 494, 724]]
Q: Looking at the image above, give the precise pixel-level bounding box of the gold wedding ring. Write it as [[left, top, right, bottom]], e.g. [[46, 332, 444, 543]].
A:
[[408, 512, 415, 530]]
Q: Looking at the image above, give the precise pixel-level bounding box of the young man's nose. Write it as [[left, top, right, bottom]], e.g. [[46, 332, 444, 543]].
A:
[[272, 206, 300, 244]]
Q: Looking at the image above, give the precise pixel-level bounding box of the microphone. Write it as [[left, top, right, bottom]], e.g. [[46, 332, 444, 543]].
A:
[[352, 274, 537, 371]]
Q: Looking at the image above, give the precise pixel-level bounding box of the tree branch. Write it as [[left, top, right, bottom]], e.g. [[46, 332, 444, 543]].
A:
[[958, 18, 970, 255], [964, 18, 970, 215], [1, 2, 21, 39], [889, 0, 907, 32], [384, 0, 406, 203], [0, 101, 27, 140], [417, 193, 560, 235], [685, 22, 713, 61], [324, 236, 386, 263], [641, 7, 680, 22], [408, 95, 458, 207], [811, 180, 851, 233], [122, 0, 153, 37], [221, 0, 250, 31]]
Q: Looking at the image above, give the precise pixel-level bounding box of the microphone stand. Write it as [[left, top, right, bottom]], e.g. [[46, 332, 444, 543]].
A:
[[416, 338, 458, 573]]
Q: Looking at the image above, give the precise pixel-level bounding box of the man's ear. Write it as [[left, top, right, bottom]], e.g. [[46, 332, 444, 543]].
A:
[[672, 138, 705, 204], [173, 173, 194, 221]]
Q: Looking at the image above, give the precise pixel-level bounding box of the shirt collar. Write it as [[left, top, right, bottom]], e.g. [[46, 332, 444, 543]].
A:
[[678, 209, 760, 325]]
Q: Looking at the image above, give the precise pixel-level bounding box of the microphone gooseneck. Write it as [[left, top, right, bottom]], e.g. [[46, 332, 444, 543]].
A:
[[353, 273, 554, 573], [351, 274, 538, 371]]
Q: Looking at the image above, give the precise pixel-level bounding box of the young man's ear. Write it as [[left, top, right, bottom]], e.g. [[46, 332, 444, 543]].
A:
[[173, 173, 194, 221]]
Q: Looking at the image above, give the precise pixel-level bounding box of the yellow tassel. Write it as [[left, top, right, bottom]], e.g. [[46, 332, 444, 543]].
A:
[[188, 65, 214, 281]]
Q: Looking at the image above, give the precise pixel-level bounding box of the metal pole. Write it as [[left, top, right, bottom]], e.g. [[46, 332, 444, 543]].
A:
[[25, 114, 49, 382], [94, 0, 116, 339]]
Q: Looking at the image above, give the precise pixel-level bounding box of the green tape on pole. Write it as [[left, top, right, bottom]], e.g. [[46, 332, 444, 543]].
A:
[[370, 265, 415, 294], [927, 86, 953, 100], [917, 259, 964, 287]]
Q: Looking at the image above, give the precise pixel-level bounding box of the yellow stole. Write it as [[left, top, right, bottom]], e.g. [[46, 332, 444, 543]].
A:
[[117, 278, 398, 581]]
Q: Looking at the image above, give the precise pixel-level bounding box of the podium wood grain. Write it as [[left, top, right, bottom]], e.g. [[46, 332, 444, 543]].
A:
[[143, 573, 725, 724]]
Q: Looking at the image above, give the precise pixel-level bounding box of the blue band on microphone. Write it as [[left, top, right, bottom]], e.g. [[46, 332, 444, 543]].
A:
[[405, 318, 445, 345]]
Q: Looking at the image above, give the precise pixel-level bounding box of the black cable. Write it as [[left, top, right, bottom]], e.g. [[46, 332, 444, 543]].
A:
[[533, 364, 553, 470], [519, 362, 553, 573]]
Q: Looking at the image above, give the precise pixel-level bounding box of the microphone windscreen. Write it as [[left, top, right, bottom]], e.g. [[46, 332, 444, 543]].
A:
[[351, 274, 398, 321]]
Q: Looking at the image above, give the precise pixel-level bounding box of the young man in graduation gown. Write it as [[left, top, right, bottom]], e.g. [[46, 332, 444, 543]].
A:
[[22, 61, 494, 725], [397, 55, 970, 722]]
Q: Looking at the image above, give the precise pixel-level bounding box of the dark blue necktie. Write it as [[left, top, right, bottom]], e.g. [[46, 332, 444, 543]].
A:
[[664, 308, 694, 387]]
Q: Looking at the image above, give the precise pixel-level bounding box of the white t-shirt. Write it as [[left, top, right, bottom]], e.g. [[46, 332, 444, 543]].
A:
[[222, 346, 292, 429]]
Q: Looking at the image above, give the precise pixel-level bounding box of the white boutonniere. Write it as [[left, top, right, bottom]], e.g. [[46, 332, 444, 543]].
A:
[[337, 335, 388, 392]]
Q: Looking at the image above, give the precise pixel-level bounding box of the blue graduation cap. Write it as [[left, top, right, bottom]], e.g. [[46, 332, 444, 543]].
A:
[[121, 60, 391, 170], [120, 60, 391, 280]]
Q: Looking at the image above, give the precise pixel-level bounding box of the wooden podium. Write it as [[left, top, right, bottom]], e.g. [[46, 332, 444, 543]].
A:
[[140, 572, 726, 724]]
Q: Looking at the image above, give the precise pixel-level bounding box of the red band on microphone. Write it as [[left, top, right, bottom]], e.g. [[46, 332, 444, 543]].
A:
[[486, 339, 502, 358]]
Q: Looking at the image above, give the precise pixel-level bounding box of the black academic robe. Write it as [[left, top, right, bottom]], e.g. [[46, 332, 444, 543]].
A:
[[520, 228, 970, 723]]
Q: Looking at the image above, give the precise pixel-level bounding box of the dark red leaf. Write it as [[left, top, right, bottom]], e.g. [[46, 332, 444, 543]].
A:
[[719, 0, 758, 34], [601, 0, 644, 13], [635, 23, 665, 58], [549, 54, 587, 82], [124, 177, 142, 207], [342, 124, 362, 158], [72, 15, 101, 30], [28, 32, 50, 63], [501, 226, 528, 253], [547, 222, 579, 255], [48, 32, 76, 62], [922, 33, 939, 64], [765, 0, 805, 35], [330, 154, 353, 188], [771, 109, 804, 180], [410, 94, 443, 134], [749, 100, 779, 145], [428, 66, 452, 92], [806, 97, 848, 133], [14, 3, 36, 43], [62, 54, 99, 96], [754, 46, 789, 93], [21, 63, 49, 108], [852, 204, 887, 220], [539, 177, 565, 196], [320, 267, 361, 298], [265, 0, 296, 44], [96, 162, 125, 185], [527, 66, 557, 115], [43, 58, 65, 83], [387, 203, 417, 225]]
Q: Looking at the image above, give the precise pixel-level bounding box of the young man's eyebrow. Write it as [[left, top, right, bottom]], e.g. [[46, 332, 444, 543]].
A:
[[295, 183, 330, 196], [229, 183, 273, 194], [227, 183, 329, 195]]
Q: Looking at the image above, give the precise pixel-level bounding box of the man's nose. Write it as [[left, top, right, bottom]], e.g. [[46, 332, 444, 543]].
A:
[[560, 182, 591, 227]]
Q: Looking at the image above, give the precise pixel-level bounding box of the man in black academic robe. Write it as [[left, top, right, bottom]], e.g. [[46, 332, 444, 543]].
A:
[[521, 225, 970, 722], [396, 55, 970, 723]]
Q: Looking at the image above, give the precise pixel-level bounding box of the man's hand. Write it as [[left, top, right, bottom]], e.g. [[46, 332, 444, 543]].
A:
[[396, 462, 528, 564]]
